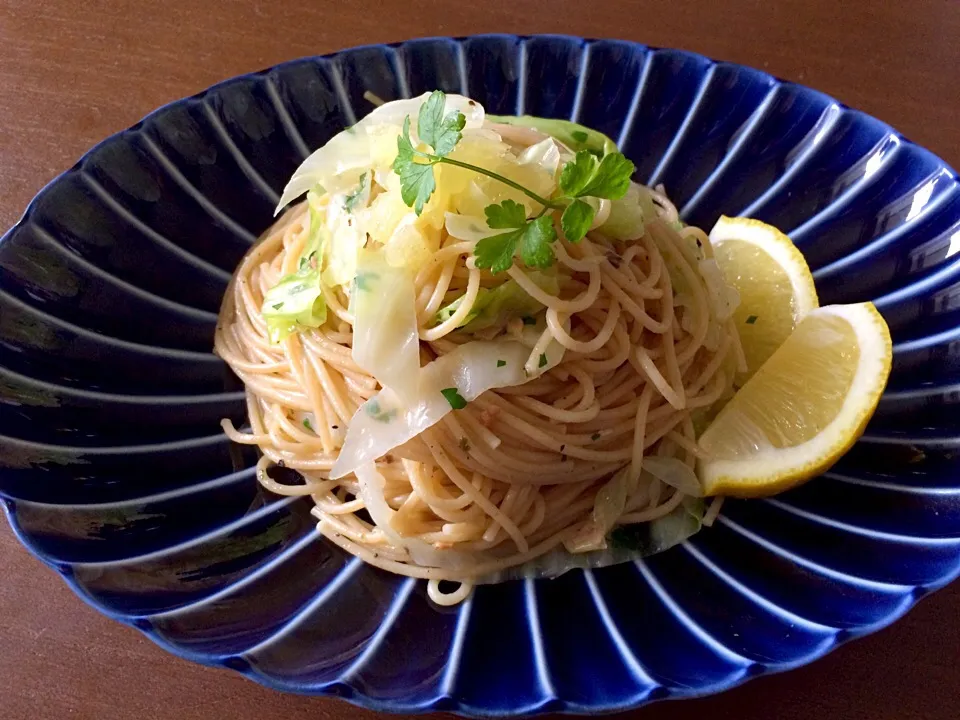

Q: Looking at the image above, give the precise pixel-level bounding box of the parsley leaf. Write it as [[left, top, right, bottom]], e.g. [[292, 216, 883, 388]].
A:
[[392, 92, 467, 216], [474, 230, 521, 273], [580, 152, 635, 199], [538, 352, 548, 368], [559, 149, 635, 200], [402, 162, 436, 215], [418, 90, 466, 156], [474, 209, 557, 273], [303, 418, 313, 431], [441, 387, 468, 410], [521, 216, 558, 268], [497, 359, 507, 368], [389, 97, 634, 272], [560, 199, 595, 243], [365, 399, 397, 423], [558, 150, 598, 197], [746, 315, 759, 324], [343, 172, 367, 213], [393, 116, 437, 215], [394, 115, 416, 166], [484, 199, 527, 229]]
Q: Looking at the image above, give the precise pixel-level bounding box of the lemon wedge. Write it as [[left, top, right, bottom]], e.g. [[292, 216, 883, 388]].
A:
[[698, 302, 892, 497], [709, 216, 819, 379]]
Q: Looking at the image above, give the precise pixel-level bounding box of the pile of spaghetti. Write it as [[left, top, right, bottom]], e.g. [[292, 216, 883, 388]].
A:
[[216, 92, 743, 605]]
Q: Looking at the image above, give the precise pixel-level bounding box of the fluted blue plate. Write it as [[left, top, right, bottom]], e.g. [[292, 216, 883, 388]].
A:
[[2, 34, 959, 716]]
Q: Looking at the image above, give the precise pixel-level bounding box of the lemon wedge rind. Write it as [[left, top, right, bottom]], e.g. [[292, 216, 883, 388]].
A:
[[709, 215, 819, 318], [698, 302, 892, 498]]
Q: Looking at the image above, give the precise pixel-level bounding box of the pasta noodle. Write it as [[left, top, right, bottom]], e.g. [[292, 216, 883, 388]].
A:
[[215, 93, 742, 604]]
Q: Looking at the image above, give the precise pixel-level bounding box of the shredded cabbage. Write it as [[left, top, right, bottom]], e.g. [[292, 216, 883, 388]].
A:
[[342, 172, 371, 213], [322, 186, 367, 287], [478, 497, 704, 584], [330, 337, 565, 479], [355, 463, 477, 569], [351, 250, 421, 403], [560, 457, 702, 554], [389, 215, 442, 271], [276, 93, 485, 212], [261, 275, 326, 343], [261, 191, 327, 343], [699, 258, 741, 321], [600, 182, 657, 240], [452, 181, 496, 219], [434, 271, 559, 332], [442, 138, 558, 218], [649, 497, 704, 549], [517, 137, 562, 179], [487, 115, 617, 157], [644, 456, 704, 497], [353, 462, 406, 545], [563, 467, 629, 553], [444, 212, 499, 242], [356, 455, 703, 581]]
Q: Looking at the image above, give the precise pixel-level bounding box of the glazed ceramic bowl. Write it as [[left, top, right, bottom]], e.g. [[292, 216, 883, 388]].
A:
[[2, 34, 959, 716]]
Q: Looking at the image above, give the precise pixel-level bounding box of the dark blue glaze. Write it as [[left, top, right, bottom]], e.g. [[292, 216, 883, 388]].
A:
[[0, 34, 958, 717]]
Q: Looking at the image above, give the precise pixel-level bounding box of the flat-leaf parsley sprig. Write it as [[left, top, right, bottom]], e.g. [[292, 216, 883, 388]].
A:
[[392, 90, 636, 273], [392, 92, 467, 214], [477, 200, 557, 272]]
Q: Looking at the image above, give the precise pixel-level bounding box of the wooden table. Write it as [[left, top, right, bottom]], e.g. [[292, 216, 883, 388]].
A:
[[1, 1, 958, 718]]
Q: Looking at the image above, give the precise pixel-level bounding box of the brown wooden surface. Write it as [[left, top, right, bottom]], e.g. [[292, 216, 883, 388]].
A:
[[1, 1, 959, 718]]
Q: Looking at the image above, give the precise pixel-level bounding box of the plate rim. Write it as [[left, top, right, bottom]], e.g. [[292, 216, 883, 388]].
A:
[[2, 32, 959, 717]]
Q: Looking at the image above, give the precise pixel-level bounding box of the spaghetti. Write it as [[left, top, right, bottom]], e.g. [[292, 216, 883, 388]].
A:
[[215, 92, 741, 605]]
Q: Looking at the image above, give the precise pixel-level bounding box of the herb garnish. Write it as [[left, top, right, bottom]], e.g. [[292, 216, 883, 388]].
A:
[[441, 387, 468, 410], [475, 200, 557, 272], [393, 92, 466, 214], [354, 271, 379, 292], [365, 399, 397, 423], [393, 90, 636, 273], [343, 172, 367, 213]]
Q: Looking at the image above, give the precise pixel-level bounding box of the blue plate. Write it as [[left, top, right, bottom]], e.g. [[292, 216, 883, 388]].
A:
[[2, 34, 959, 716]]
